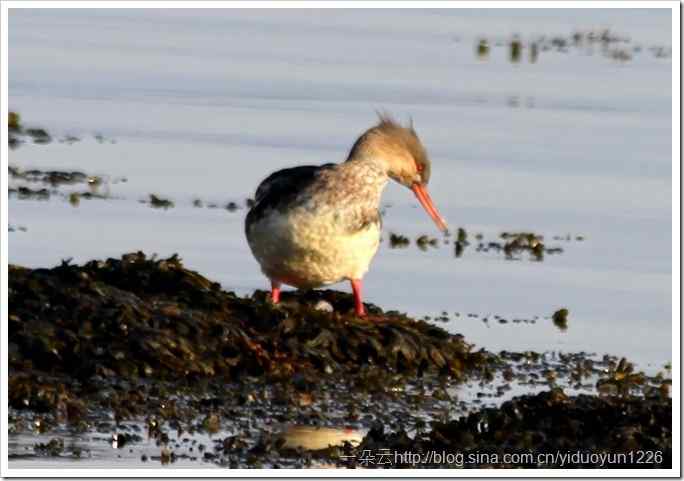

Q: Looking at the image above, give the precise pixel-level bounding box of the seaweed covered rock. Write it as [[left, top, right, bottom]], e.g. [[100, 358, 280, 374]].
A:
[[354, 389, 672, 468], [9, 252, 485, 412]]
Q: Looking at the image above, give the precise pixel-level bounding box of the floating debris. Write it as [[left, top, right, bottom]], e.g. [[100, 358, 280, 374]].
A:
[[456, 227, 468, 244], [453, 227, 469, 258], [473, 29, 670, 65], [87, 176, 103, 190], [8, 136, 23, 149], [9, 111, 21, 132], [385, 229, 577, 261], [9, 186, 51, 200], [476, 38, 489, 59], [8, 113, 22, 148], [190, 197, 241, 211], [93, 133, 116, 144], [68, 192, 81, 207], [25, 128, 52, 144], [651, 46, 671, 59], [510, 35, 522, 62], [9, 166, 89, 187], [529, 41, 539, 63], [9, 167, 116, 206], [6, 112, 118, 149], [415, 235, 438, 251], [66, 191, 110, 206], [143, 194, 174, 209], [59, 135, 81, 145], [552, 308, 569, 331], [389, 233, 410, 248]]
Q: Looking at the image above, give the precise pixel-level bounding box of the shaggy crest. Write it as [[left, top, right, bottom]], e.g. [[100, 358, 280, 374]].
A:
[[346, 113, 431, 184]]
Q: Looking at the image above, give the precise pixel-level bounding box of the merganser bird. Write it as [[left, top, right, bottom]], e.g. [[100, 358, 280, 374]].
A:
[[245, 115, 448, 317]]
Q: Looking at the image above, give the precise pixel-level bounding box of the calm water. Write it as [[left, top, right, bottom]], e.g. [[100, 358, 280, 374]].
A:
[[8, 7, 672, 377]]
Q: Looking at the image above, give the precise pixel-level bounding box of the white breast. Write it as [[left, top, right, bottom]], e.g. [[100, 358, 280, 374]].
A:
[[246, 206, 381, 288]]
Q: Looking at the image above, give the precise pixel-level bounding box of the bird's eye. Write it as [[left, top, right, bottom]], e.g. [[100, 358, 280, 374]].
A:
[[416, 164, 424, 172]]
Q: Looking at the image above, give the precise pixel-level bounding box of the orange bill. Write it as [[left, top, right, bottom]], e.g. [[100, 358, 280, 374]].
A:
[[411, 183, 448, 234]]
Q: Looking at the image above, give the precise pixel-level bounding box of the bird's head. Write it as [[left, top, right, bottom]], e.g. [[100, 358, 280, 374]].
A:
[[347, 114, 448, 233]]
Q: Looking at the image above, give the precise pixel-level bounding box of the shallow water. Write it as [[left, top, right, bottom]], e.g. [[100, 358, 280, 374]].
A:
[[7, 8, 673, 466]]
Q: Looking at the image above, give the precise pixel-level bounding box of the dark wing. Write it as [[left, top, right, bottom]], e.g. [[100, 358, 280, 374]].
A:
[[247, 164, 336, 224], [254, 164, 335, 204]]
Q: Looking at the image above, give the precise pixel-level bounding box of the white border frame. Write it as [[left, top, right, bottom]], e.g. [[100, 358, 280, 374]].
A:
[[1, 1, 680, 477]]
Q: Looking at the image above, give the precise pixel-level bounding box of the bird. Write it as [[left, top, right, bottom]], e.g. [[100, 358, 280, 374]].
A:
[[245, 114, 448, 317]]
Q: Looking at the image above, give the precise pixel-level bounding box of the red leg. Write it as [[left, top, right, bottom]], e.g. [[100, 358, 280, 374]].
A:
[[350, 279, 366, 316], [271, 280, 281, 304]]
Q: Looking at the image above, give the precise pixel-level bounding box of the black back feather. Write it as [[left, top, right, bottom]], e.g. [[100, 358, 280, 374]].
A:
[[246, 164, 336, 226]]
